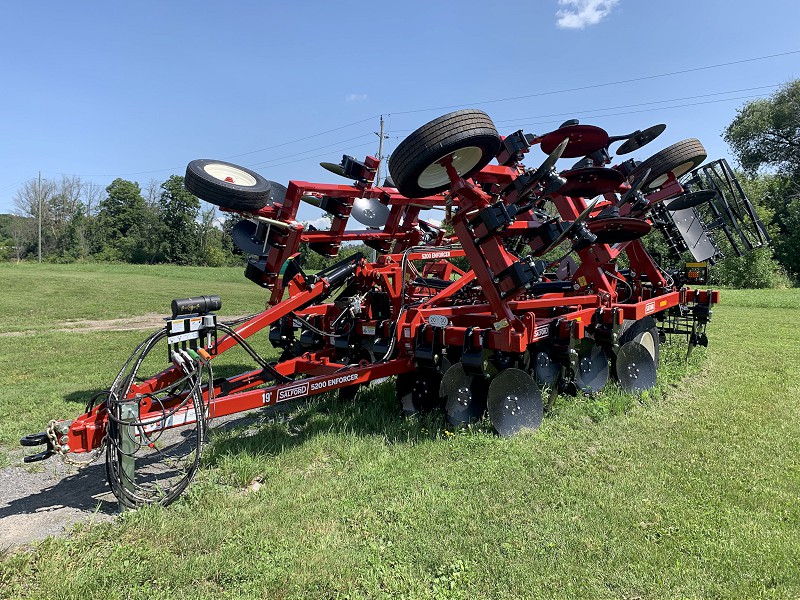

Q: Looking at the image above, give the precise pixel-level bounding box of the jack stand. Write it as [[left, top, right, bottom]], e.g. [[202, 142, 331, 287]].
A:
[[119, 399, 139, 512]]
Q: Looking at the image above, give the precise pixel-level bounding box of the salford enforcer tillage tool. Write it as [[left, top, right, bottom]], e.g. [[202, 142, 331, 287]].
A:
[[21, 109, 769, 507]]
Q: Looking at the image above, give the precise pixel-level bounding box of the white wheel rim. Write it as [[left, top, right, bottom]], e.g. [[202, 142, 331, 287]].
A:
[[648, 160, 697, 189], [417, 146, 483, 189], [636, 330, 657, 363], [203, 163, 257, 187]]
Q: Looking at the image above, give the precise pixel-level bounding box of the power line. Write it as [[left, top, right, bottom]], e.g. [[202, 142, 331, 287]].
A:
[[491, 85, 780, 126], [243, 133, 375, 168], [504, 93, 771, 129], [386, 50, 800, 116], [6, 48, 796, 192]]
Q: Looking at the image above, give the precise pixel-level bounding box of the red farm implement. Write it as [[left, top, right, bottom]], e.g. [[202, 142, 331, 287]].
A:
[[21, 109, 766, 508]]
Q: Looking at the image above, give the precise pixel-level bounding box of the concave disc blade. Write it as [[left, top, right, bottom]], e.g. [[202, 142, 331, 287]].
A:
[[586, 217, 652, 244], [665, 189, 718, 211], [616, 124, 667, 155], [531, 137, 569, 181], [575, 344, 609, 393], [616, 341, 657, 393], [232, 219, 267, 256], [533, 351, 560, 387], [265, 181, 288, 205], [558, 167, 625, 198], [541, 124, 610, 158], [320, 162, 348, 177], [487, 368, 543, 436], [351, 197, 390, 228], [440, 364, 488, 426]]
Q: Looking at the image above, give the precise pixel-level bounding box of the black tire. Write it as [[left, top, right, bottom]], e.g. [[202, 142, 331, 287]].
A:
[[629, 139, 707, 192], [388, 109, 501, 198], [619, 317, 659, 365], [185, 159, 272, 211]]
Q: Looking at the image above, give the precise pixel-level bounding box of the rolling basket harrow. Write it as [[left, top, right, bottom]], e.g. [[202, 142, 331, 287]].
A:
[[21, 109, 769, 507]]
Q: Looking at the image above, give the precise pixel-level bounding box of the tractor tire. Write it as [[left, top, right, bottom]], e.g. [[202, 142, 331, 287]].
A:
[[629, 139, 707, 192], [185, 159, 272, 211], [388, 109, 501, 198]]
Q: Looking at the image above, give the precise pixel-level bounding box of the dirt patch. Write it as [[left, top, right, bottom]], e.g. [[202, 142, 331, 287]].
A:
[[0, 314, 252, 337]]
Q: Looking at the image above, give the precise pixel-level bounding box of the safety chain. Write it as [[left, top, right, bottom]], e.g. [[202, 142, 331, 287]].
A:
[[46, 419, 105, 468]]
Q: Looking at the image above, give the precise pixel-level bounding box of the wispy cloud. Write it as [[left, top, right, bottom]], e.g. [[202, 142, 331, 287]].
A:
[[556, 0, 619, 29], [345, 93, 368, 103]]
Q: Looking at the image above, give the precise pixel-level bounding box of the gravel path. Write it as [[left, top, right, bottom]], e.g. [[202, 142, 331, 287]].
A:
[[0, 450, 118, 549]]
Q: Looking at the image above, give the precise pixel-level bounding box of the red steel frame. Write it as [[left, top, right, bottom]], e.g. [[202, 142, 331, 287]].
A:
[[56, 135, 720, 456]]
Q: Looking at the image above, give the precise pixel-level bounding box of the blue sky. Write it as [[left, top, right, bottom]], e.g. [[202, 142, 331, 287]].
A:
[[1, 0, 798, 222]]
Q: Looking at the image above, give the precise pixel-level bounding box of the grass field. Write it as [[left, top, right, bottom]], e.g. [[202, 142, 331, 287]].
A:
[[1, 263, 799, 598]]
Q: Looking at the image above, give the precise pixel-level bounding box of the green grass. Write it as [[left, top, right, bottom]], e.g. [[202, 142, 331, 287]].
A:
[[0, 262, 263, 332], [1, 264, 798, 598]]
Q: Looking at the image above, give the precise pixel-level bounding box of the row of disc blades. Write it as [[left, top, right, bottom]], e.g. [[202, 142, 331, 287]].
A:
[[438, 340, 656, 437]]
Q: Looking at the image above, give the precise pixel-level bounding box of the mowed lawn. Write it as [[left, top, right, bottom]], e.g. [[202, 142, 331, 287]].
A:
[[0, 263, 799, 599]]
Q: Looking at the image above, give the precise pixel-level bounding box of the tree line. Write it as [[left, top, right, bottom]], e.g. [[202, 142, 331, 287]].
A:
[[1, 175, 241, 266]]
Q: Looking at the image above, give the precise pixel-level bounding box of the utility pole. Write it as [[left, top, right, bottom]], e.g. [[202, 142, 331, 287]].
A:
[[37, 171, 42, 264], [374, 115, 389, 185], [372, 116, 390, 261]]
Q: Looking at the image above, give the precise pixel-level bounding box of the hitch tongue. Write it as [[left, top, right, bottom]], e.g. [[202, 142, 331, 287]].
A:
[[20, 431, 55, 463]]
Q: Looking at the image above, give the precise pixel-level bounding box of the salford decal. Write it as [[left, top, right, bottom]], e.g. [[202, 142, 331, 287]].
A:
[[278, 382, 309, 401], [644, 301, 656, 314]]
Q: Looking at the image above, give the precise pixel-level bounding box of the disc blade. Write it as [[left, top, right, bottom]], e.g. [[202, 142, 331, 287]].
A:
[[558, 167, 625, 198], [320, 162, 348, 177], [541, 124, 610, 159], [616, 341, 657, 393], [586, 217, 652, 244], [665, 189, 718, 211], [265, 181, 288, 205], [232, 219, 268, 256], [575, 344, 609, 393], [616, 124, 667, 155], [440, 364, 488, 426], [301, 195, 322, 207], [531, 137, 569, 182], [538, 196, 601, 255], [487, 368, 543, 436], [351, 197, 390, 228], [533, 351, 559, 387]]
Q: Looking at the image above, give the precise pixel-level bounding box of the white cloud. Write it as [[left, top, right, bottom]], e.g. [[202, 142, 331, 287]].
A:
[[345, 93, 368, 103], [306, 216, 332, 230], [556, 0, 619, 29]]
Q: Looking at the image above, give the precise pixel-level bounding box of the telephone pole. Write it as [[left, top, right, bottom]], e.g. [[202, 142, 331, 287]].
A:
[[37, 171, 42, 264], [374, 115, 389, 185]]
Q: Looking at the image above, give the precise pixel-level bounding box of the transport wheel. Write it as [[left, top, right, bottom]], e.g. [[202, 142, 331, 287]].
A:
[[628, 139, 707, 192], [619, 317, 660, 365], [611, 317, 660, 380], [185, 159, 272, 211], [388, 109, 501, 198]]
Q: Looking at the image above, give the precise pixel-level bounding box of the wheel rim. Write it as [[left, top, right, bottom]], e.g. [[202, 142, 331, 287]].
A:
[[637, 330, 657, 363], [203, 163, 258, 187], [417, 146, 483, 189], [648, 160, 696, 189]]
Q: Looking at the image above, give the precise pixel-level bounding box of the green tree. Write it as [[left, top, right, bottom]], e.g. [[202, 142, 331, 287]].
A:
[[93, 178, 148, 259], [724, 81, 800, 176], [724, 81, 800, 281], [159, 175, 200, 264]]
